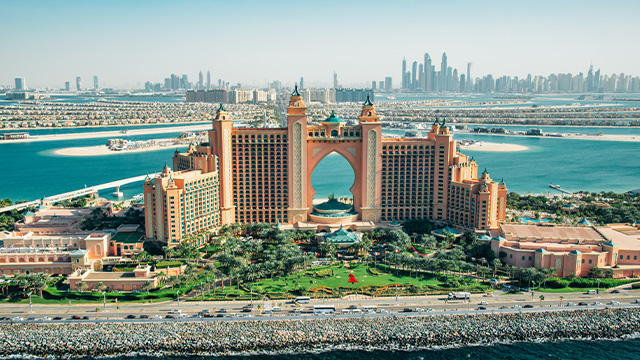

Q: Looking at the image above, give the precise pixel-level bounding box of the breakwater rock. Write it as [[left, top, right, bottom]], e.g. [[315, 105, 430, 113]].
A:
[[0, 308, 639, 358]]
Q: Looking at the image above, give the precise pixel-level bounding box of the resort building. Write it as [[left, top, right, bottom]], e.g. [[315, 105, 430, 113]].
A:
[[15, 203, 112, 235], [68, 265, 160, 291], [157, 87, 506, 240], [143, 164, 221, 246], [490, 223, 640, 278]]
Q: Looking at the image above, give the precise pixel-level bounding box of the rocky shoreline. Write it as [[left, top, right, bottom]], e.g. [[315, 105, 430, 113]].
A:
[[0, 308, 639, 358]]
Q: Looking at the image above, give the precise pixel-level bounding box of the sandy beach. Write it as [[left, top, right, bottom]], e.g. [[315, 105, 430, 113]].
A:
[[459, 141, 529, 152], [54, 145, 173, 156], [464, 132, 640, 143], [0, 124, 210, 143]]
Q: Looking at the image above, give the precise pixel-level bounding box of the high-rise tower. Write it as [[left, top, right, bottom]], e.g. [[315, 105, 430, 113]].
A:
[[333, 71, 338, 89], [206, 70, 211, 88], [466, 63, 472, 92], [76, 76, 82, 91], [441, 53, 447, 91], [402, 58, 407, 89], [424, 53, 432, 92]]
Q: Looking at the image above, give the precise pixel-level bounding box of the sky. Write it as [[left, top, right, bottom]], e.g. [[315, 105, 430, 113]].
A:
[[1, 0, 639, 89]]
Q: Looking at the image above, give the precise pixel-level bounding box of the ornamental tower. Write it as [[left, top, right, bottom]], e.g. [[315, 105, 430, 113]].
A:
[[358, 95, 382, 222], [286, 85, 310, 223], [210, 103, 235, 223]]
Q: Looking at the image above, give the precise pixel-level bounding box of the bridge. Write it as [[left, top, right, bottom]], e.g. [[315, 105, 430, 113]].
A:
[[0, 173, 158, 214]]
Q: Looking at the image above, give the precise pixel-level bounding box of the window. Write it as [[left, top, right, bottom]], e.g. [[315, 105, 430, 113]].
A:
[[521, 256, 525, 261], [589, 259, 592, 264], [628, 255, 631, 260], [510, 254, 512, 259]]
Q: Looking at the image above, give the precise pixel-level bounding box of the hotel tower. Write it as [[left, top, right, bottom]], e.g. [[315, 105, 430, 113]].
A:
[[144, 87, 507, 245]]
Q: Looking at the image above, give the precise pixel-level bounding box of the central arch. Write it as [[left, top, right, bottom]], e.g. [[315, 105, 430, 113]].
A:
[[306, 144, 362, 217]]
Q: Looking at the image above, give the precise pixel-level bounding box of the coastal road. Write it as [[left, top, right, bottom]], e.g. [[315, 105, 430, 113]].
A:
[[1, 288, 639, 321]]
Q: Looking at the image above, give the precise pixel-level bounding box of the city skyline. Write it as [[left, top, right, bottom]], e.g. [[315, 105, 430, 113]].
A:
[[1, 0, 639, 89]]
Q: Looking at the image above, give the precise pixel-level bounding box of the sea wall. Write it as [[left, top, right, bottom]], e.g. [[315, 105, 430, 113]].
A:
[[0, 308, 639, 358]]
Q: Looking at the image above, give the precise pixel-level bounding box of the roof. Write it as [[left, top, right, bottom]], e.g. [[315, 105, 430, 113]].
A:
[[500, 224, 605, 242], [492, 236, 507, 242], [324, 225, 359, 244], [578, 218, 592, 225], [111, 231, 145, 244], [70, 249, 89, 257], [389, 219, 400, 226], [569, 249, 582, 255], [23, 211, 35, 216], [535, 248, 547, 253], [322, 111, 345, 124], [602, 241, 619, 247], [314, 198, 352, 211], [478, 235, 491, 241]]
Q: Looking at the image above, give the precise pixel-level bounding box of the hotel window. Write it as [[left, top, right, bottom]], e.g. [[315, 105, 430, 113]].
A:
[[628, 255, 631, 260], [589, 259, 592, 264]]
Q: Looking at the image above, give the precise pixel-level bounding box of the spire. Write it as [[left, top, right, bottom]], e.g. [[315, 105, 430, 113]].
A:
[[218, 103, 226, 112], [500, 177, 505, 185], [363, 94, 373, 106], [433, 117, 440, 126], [482, 168, 488, 175], [291, 84, 301, 97], [144, 172, 150, 181], [441, 117, 446, 127]]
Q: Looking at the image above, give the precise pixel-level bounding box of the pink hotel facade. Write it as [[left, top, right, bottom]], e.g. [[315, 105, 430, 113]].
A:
[[144, 88, 507, 245]]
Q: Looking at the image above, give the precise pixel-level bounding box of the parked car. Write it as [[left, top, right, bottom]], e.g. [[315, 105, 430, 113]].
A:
[[348, 305, 358, 310], [425, 308, 435, 312], [42, 316, 51, 321], [512, 305, 522, 310], [566, 302, 576, 306], [379, 309, 389, 313], [151, 315, 161, 319], [414, 308, 425, 312], [13, 317, 24, 321], [27, 317, 37, 321], [216, 314, 225, 318], [218, 308, 228, 313], [242, 307, 252, 313], [520, 288, 530, 292], [635, 299, 640, 304], [165, 315, 175, 319]]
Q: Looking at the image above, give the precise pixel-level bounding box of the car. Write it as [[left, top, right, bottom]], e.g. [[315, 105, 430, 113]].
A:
[[293, 308, 302, 313], [82, 316, 90, 320], [42, 316, 51, 321], [126, 315, 136, 319], [13, 317, 24, 321], [402, 308, 413, 312], [477, 306, 487, 310], [168, 310, 181, 314], [53, 317, 63, 320], [578, 302, 588, 306], [27, 317, 37, 321], [191, 314, 201, 318], [499, 306, 509, 309], [242, 307, 252, 313], [165, 315, 175, 319], [593, 302, 603, 305], [216, 314, 225, 318], [71, 315, 81, 320], [151, 315, 161, 319], [520, 288, 530, 292], [479, 301, 488, 305], [523, 304, 534, 308], [379, 309, 389, 313], [263, 310, 273, 315], [611, 290, 620, 294], [140, 315, 149, 319], [512, 305, 522, 310], [609, 300, 620, 305], [566, 302, 576, 306], [425, 308, 435, 312], [229, 313, 238, 317], [483, 293, 494, 297], [241, 313, 251, 317], [218, 308, 228, 313], [203, 314, 214, 318], [272, 307, 282, 312], [348, 305, 358, 310], [201, 309, 211, 314], [414, 308, 425, 312], [0, 317, 9, 321], [635, 299, 640, 304]]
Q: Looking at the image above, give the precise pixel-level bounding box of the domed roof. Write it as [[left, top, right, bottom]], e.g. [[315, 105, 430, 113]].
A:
[[314, 198, 352, 212], [322, 110, 345, 124]]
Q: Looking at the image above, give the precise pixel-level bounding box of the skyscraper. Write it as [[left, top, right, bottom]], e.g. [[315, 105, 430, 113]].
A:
[[76, 76, 82, 91], [206, 70, 211, 88], [466, 63, 472, 92], [424, 53, 432, 92], [65, 81, 70, 91], [300, 77, 304, 90], [411, 61, 418, 90], [441, 52, 447, 91], [93, 75, 99, 90], [333, 71, 338, 89], [198, 71, 204, 89], [385, 76, 392, 91], [14, 77, 25, 90], [372, 81, 376, 90], [418, 64, 424, 91], [402, 58, 407, 89]]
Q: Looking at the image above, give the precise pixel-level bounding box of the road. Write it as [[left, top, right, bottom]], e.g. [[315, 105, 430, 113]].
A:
[[2, 288, 639, 323]]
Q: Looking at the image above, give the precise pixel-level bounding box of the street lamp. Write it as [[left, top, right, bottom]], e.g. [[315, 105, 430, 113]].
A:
[[597, 279, 601, 299], [395, 285, 398, 305], [103, 292, 106, 312], [28, 292, 32, 313], [176, 290, 180, 308]]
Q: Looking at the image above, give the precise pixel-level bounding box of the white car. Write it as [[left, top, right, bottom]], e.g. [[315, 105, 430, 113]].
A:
[[414, 308, 425, 312], [566, 302, 576, 306], [512, 305, 522, 310], [168, 310, 181, 314], [479, 301, 488, 305], [425, 308, 436, 312], [379, 309, 389, 313], [42, 317, 51, 321], [12, 317, 23, 321], [609, 300, 620, 305], [593, 302, 603, 306], [151, 315, 161, 319]]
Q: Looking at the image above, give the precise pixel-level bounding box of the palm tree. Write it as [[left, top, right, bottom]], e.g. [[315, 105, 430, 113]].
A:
[[491, 259, 502, 278], [539, 294, 545, 307], [559, 295, 564, 307], [76, 281, 89, 293]]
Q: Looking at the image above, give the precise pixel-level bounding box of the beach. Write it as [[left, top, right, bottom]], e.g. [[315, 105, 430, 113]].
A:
[[0, 308, 638, 358], [0, 124, 210, 143], [459, 141, 529, 152], [54, 145, 172, 156], [463, 132, 640, 143]]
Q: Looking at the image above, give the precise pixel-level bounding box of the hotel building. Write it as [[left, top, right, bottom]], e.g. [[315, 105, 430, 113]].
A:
[[147, 87, 506, 245]]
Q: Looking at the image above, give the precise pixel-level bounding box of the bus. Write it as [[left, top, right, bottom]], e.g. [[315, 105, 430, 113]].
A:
[[313, 305, 336, 315], [293, 296, 311, 304], [363, 305, 377, 313]]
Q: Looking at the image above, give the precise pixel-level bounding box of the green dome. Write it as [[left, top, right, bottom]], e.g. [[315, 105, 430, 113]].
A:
[[314, 198, 352, 212], [322, 110, 344, 124]]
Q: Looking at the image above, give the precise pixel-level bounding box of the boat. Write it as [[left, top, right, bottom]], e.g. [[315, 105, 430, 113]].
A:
[[550, 184, 561, 190], [386, 96, 396, 100]]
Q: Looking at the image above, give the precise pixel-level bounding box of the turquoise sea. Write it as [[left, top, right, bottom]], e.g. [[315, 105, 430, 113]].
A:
[[56, 338, 640, 360], [0, 94, 639, 202]]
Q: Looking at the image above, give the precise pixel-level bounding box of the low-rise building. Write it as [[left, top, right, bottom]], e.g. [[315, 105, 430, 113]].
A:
[[68, 265, 159, 291]]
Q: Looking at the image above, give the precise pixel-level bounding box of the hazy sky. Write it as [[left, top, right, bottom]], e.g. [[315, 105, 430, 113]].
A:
[[2, 0, 639, 89]]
